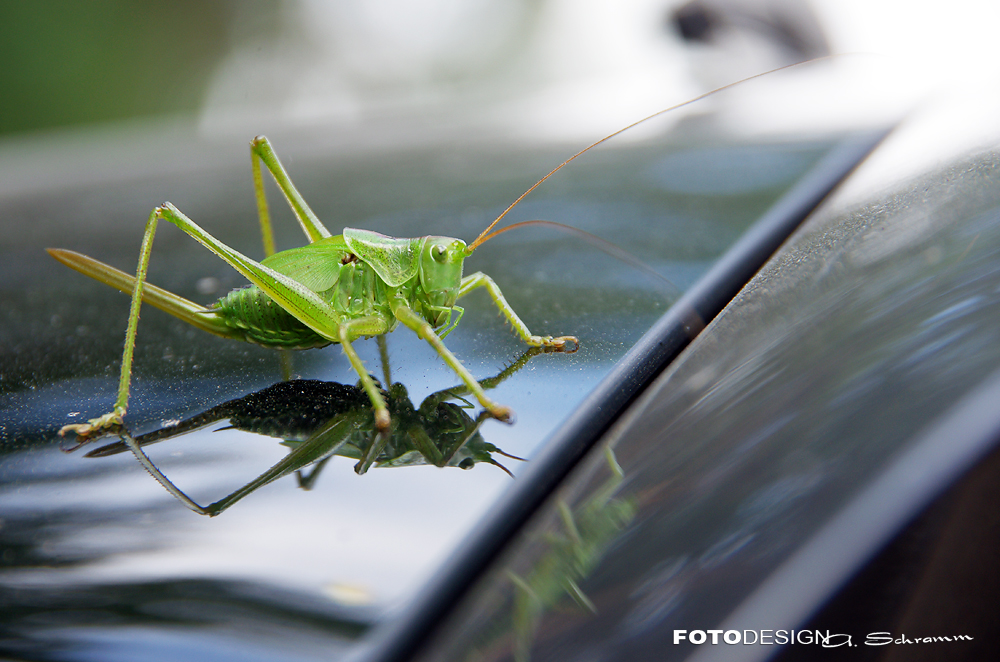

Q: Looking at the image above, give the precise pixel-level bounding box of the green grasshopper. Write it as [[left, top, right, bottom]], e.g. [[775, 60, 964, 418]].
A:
[[50, 136, 580, 439]]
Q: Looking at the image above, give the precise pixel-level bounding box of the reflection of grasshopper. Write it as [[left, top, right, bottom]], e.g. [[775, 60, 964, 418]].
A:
[[75, 348, 550, 517], [506, 446, 636, 662]]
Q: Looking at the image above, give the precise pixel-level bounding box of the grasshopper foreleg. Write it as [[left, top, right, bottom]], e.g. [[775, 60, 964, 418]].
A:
[[458, 272, 579, 352]]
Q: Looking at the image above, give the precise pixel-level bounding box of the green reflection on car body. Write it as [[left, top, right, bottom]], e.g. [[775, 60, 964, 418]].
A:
[[480, 446, 637, 662]]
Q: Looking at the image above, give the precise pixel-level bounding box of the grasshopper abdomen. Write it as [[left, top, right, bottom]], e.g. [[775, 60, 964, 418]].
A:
[[214, 285, 330, 349]]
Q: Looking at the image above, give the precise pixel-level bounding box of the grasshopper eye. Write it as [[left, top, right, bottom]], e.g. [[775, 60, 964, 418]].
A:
[[432, 245, 447, 262]]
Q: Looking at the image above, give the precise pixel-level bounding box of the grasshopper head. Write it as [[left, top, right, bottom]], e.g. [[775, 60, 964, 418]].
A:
[[418, 236, 467, 327]]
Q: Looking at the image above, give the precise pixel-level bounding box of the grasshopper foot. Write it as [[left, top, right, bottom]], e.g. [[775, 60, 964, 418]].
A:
[[529, 335, 580, 353], [58, 408, 125, 441], [488, 404, 516, 425], [374, 408, 391, 432]]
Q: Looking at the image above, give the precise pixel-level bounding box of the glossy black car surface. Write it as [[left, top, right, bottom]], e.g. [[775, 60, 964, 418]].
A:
[[3, 67, 998, 662]]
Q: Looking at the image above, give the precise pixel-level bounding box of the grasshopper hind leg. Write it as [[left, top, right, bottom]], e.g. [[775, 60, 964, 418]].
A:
[[57, 209, 161, 439]]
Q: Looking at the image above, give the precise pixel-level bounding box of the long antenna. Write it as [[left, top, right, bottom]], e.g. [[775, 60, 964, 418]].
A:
[[476, 219, 682, 297], [465, 59, 825, 254]]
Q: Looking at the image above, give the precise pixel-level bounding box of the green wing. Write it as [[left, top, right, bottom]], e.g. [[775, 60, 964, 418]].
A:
[[261, 236, 347, 293], [343, 228, 420, 287]]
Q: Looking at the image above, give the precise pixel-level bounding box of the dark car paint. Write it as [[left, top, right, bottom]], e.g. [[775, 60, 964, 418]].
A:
[[372, 96, 1000, 660]]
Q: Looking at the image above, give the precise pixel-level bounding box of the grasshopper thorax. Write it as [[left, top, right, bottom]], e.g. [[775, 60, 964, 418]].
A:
[[417, 236, 466, 327]]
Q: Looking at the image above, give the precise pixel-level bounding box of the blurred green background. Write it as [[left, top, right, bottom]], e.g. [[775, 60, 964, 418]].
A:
[[0, 0, 271, 135]]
